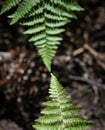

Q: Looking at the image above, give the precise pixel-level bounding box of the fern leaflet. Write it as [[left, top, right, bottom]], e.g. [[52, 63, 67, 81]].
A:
[[0, 0, 21, 15]]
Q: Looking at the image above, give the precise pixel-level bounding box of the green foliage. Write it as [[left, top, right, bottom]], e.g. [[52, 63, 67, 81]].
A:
[[0, 0, 21, 15], [33, 74, 92, 130], [1, 1, 93, 130], [0, 0, 84, 71]]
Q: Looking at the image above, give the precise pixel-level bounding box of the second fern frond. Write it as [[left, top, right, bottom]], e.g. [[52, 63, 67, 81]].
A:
[[33, 74, 92, 130]]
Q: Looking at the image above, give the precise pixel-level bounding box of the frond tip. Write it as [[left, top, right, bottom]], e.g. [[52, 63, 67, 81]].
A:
[[33, 74, 93, 130]]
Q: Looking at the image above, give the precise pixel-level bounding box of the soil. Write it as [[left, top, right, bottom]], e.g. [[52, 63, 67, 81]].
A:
[[0, 0, 105, 130]]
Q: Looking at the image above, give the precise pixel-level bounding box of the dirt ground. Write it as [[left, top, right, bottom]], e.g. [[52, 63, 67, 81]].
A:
[[0, 0, 105, 130]]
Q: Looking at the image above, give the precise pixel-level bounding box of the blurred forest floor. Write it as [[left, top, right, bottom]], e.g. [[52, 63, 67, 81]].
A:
[[0, 0, 105, 130]]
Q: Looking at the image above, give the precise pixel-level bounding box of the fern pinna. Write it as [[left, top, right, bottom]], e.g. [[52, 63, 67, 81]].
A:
[[0, 0, 83, 71], [33, 74, 92, 130]]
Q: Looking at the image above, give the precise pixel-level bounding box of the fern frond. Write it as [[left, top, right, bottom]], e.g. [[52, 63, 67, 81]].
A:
[[34, 74, 93, 130], [0, 0, 83, 71]]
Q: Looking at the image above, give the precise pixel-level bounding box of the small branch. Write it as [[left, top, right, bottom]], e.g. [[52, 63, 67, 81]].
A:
[[69, 75, 105, 89], [83, 43, 105, 69], [84, 43, 105, 62], [73, 47, 84, 56]]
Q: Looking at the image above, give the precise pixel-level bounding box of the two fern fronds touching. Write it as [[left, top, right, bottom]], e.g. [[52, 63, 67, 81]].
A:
[[0, 0, 84, 71], [1, 0, 93, 130], [34, 74, 92, 130]]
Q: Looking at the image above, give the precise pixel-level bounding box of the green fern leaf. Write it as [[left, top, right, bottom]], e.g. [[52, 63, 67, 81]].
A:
[[0, 0, 84, 71], [34, 74, 93, 130], [10, 0, 39, 24], [69, 2, 84, 11], [0, 0, 21, 15]]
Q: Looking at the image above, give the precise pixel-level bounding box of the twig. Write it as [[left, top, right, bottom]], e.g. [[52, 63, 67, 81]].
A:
[[84, 43, 105, 62], [69, 75, 105, 89], [73, 47, 84, 56], [84, 43, 105, 69]]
